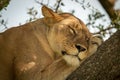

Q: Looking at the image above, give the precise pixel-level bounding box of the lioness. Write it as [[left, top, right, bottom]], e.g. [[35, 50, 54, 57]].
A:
[[0, 6, 102, 80]]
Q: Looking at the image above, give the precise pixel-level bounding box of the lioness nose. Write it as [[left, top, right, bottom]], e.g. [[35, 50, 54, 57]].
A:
[[75, 44, 86, 52]]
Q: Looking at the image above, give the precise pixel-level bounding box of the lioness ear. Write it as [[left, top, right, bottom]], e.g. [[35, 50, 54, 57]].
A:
[[42, 6, 63, 21]]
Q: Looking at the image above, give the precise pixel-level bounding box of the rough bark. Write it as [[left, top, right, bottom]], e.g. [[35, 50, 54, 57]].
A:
[[67, 30, 120, 80]]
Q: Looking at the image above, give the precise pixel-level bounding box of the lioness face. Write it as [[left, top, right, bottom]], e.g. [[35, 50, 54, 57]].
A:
[[47, 16, 91, 66], [42, 6, 102, 66]]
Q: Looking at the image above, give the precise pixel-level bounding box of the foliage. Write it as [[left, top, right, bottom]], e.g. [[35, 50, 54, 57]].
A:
[[26, 7, 38, 22], [111, 11, 120, 30], [0, 0, 10, 30], [0, 0, 120, 40], [0, 0, 10, 11], [28, 0, 118, 39]]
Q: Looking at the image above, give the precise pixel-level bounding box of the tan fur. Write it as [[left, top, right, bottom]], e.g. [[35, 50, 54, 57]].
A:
[[0, 6, 102, 80]]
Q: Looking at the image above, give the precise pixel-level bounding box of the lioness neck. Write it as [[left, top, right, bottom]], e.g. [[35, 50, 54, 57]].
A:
[[30, 19, 55, 59]]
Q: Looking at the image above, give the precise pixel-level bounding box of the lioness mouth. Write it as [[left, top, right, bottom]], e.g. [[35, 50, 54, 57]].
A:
[[61, 51, 82, 61]]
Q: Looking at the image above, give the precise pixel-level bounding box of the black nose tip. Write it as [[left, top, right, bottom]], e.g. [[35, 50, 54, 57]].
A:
[[75, 44, 86, 52]]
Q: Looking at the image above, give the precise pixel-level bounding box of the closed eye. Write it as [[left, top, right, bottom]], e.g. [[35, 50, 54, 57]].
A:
[[68, 26, 76, 35]]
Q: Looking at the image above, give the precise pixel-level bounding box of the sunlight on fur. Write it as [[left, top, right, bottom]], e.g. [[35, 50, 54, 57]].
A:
[[63, 55, 80, 66], [20, 62, 36, 72]]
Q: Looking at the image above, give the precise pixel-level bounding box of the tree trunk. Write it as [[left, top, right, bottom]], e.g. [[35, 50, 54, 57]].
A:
[[67, 30, 120, 80]]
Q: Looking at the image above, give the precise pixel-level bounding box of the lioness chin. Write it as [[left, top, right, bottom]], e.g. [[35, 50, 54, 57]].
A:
[[0, 6, 102, 80]]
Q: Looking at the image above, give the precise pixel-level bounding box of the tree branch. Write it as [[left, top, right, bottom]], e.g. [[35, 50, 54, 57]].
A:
[[35, 0, 44, 5], [99, 0, 117, 20], [94, 25, 115, 34], [55, 0, 62, 13]]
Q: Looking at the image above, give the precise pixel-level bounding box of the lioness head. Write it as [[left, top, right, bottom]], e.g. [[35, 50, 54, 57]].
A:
[[42, 6, 102, 66]]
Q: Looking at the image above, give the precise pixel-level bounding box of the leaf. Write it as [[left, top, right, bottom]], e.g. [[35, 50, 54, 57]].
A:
[[61, 2, 65, 6], [87, 2, 91, 7], [71, 10, 75, 14], [82, 5, 85, 10], [88, 14, 92, 20], [75, 0, 79, 3], [0, 14, 2, 17], [1, 19, 4, 24]]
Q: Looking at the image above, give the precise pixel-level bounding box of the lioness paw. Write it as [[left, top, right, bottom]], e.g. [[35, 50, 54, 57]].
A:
[[88, 34, 103, 55]]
